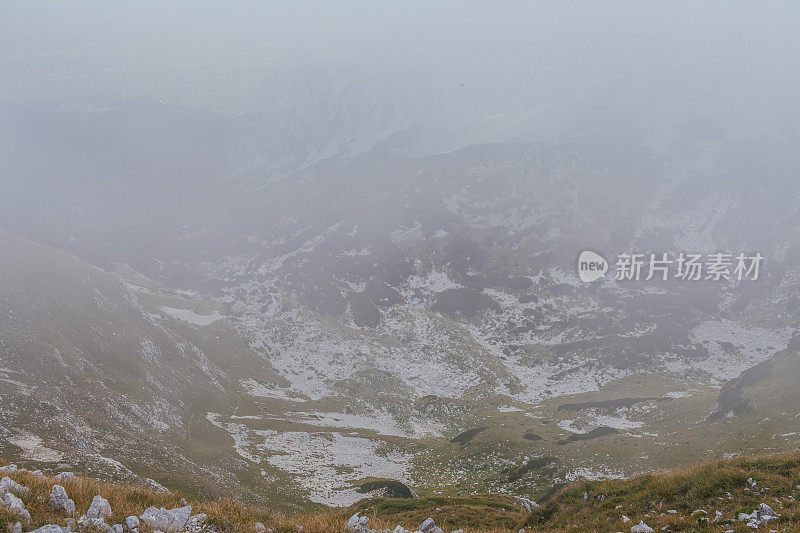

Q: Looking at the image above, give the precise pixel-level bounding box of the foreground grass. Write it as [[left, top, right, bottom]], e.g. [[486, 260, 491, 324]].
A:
[[2, 452, 800, 532], [526, 451, 800, 532]]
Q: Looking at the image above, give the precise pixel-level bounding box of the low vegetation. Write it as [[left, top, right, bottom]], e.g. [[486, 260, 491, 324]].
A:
[[2, 452, 800, 532]]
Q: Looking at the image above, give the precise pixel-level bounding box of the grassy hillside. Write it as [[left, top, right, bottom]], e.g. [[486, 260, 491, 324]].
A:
[[2, 452, 800, 532]]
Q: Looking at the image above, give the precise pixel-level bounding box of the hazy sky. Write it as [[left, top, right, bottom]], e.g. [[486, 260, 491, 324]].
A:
[[3, 1, 799, 106]]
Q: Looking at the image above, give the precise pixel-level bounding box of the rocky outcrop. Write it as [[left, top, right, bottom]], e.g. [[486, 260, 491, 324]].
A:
[[346, 515, 457, 533], [49, 484, 77, 515], [139, 505, 193, 532]]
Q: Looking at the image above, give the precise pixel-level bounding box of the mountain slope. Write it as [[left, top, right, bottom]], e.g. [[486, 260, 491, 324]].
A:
[[0, 229, 296, 503]]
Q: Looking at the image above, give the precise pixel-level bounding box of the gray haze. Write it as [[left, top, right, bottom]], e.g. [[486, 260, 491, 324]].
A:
[[2, 0, 800, 506]]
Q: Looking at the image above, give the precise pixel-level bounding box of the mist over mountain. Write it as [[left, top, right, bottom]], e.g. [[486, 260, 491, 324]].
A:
[[1, 0, 800, 513]]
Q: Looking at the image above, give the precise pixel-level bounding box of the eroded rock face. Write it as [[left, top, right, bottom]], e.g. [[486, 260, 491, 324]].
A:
[[139, 505, 192, 533]]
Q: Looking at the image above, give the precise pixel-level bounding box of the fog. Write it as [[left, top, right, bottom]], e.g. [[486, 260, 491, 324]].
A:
[[2, 0, 800, 510], [2, 1, 799, 265]]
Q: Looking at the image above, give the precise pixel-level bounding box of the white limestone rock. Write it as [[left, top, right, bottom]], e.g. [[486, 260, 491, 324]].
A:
[[0, 477, 30, 497], [49, 485, 76, 515], [630, 521, 654, 533], [86, 495, 113, 521], [2, 493, 31, 524], [139, 505, 192, 533], [346, 513, 370, 532], [55, 472, 77, 482]]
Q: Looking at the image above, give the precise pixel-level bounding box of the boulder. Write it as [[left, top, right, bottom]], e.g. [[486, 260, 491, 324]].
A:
[[55, 472, 77, 482], [2, 493, 31, 524], [49, 485, 76, 515], [139, 505, 192, 533], [1, 477, 30, 497], [346, 513, 369, 532], [124, 516, 140, 532], [419, 517, 442, 533], [185, 513, 208, 533], [86, 495, 113, 521], [630, 521, 654, 533], [758, 503, 777, 517]]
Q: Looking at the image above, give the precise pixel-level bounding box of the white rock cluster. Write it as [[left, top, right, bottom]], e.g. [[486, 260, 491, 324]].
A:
[[738, 502, 780, 528], [1, 477, 31, 498], [346, 514, 462, 533], [630, 521, 654, 533], [515, 497, 539, 512], [55, 472, 78, 482], [1, 477, 32, 525], [139, 505, 193, 533]]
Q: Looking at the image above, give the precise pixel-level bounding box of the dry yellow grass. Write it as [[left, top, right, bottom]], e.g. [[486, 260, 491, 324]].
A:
[[525, 451, 800, 531], [0, 461, 525, 532], [3, 452, 800, 532]]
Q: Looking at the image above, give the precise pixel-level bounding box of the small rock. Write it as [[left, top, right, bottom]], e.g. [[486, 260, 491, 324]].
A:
[[346, 513, 362, 531], [419, 518, 437, 532], [30, 526, 67, 533], [55, 472, 77, 482], [254, 523, 266, 533], [185, 514, 208, 533], [515, 497, 538, 511], [631, 521, 654, 533], [758, 503, 778, 517], [124, 516, 140, 532]]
